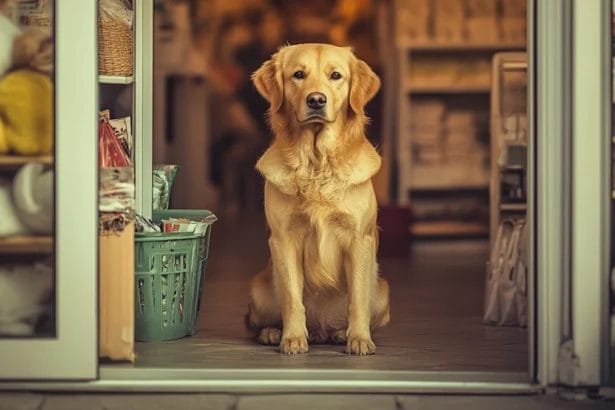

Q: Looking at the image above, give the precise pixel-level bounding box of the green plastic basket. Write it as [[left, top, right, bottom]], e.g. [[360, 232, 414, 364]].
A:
[[152, 210, 213, 336], [134, 210, 214, 342]]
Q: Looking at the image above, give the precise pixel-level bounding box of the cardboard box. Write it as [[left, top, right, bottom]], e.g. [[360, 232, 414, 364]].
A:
[[99, 221, 135, 362]]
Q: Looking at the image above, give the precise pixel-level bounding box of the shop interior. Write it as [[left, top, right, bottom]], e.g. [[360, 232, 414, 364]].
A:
[[138, 0, 530, 372], [2, 0, 613, 383]]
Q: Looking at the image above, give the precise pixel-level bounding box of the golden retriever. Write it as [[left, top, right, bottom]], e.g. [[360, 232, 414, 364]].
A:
[[245, 43, 390, 355]]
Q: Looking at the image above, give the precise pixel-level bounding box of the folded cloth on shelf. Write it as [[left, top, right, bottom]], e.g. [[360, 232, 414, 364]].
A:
[[0, 263, 52, 336]]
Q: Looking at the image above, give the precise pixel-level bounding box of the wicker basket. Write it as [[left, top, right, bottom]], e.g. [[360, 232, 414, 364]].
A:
[[98, 17, 134, 76]]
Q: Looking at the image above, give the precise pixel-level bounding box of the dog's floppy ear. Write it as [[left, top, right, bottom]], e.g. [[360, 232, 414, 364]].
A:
[[252, 52, 283, 112], [349, 58, 380, 114]]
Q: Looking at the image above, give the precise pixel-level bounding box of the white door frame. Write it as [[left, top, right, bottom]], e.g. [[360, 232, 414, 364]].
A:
[[566, 0, 611, 387], [535, 0, 611, 389], [134, 0, 153, 219], [0, 0, 98, 380], [534, 0, 572, 387]]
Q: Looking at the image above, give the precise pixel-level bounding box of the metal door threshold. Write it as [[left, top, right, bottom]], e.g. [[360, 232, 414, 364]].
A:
[[0, 367, 542, 394]]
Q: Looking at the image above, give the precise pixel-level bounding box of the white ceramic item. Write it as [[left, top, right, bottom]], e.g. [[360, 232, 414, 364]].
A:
[[0, 178, 28, 236], [13, 163, 54, 234]]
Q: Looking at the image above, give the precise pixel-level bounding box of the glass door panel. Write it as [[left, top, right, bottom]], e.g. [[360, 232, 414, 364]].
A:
[[0, 0, 98, 380]]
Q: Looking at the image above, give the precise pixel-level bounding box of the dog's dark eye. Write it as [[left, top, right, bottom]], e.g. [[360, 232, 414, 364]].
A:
[[293, 71, 305, 79], [331, 71, 342, 80]]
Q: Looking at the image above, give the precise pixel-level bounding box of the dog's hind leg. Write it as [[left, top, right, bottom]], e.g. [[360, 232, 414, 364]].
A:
[[245, 263, 283, 345], [308, 327, 330, 344], [257, 327, 282, 345], [330, 329, 347, 345]]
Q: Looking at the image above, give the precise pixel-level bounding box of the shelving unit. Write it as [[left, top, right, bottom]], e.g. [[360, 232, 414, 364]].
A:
[[489, 53, 528, 247], [0, 153, 54, 255], [395, 42, 526, 237], [96, 0, 152, 362], [392, 1, 527, 239]]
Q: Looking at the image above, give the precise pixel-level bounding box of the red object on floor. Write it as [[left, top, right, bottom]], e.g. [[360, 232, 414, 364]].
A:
[[377, 205, 412, 259]]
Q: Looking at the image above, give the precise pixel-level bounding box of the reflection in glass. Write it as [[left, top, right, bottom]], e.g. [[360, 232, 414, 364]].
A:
[[0, 0, 54, 337]]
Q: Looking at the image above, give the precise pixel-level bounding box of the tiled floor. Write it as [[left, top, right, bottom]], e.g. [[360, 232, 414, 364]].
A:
[[1, 392, 614, 410], [132, 214, 527, 372]]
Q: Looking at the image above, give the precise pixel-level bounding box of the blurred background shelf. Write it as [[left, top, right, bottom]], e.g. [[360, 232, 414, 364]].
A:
[[500, 203, 527, 212], [0, 235, 53, 254], [399, 41, 527, 51], [411, 220, 489, 238], [406, 83, 491, 94]]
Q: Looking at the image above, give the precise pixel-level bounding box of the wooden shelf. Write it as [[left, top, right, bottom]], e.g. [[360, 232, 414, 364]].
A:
[[99, 75, 134, 84], [0, 235, 53, 254], [407, 83, 491, 94], [500, 203, 527, 212], [410, 165, 490, 191], [0, 155, 53, 170], [411, 220, 489, 237], [399, 41, 527, 51], [411, 185, 488, 193], [502, 164, 525, 171], [410, 182, 489, 191]]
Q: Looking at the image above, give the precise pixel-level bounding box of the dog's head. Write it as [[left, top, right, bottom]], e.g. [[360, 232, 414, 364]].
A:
[[252, 43, 380, 127]]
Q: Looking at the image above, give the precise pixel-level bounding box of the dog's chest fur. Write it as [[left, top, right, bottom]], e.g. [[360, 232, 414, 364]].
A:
[[257, 132, 381, 292], [289, 160, 358, 291]]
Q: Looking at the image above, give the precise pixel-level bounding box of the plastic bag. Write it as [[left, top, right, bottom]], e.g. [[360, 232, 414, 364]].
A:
[[152, 165, 178, 210], [99, 117, 130, 168], [484, 219, 528, 327], [99, 0, 133, 28]]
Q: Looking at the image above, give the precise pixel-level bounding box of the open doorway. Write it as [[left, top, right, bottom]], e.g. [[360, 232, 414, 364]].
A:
[[141, 0, 529, 374]]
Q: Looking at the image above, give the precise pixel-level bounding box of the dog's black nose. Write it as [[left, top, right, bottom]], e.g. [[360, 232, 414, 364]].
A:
[[306, 92, 327, 109]]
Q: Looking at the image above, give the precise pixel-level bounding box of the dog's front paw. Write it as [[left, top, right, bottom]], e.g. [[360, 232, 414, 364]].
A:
[[346, 336, 376, 355], [279, 335, 309, 354]]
